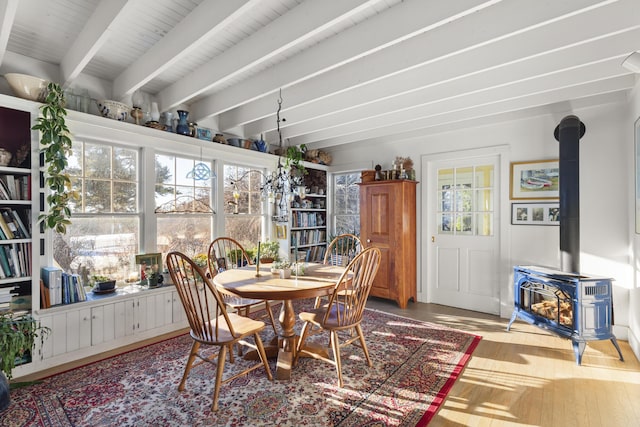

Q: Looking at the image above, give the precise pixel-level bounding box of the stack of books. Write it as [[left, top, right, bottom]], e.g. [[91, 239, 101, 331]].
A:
[[0, 285, 16, 311]]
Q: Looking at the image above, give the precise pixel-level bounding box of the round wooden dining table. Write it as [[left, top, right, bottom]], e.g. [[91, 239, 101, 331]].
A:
[[212, 263, 346, 380]]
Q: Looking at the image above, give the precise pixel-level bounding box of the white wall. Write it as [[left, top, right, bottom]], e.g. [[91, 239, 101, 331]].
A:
[[628, 79, 640, 361], [328, 100, 634, 348]]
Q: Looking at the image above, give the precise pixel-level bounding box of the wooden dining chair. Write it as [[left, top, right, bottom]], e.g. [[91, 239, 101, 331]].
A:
[[324, 233, 362, 267], [166, 251, 273, 412], [314, 233, 363, 308], [293, 246, 381, 387], [208, 237, 278, 339]]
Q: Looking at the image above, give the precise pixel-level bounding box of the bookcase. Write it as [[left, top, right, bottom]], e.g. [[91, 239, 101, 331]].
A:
[[290, 168, 328, 262], [0, 104, 35, 315]]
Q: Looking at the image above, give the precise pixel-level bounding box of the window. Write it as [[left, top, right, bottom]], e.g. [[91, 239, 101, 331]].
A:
[[333, 172, 361, 236], [437, 165, 494, 236], [54, 141, 140, 284], [155, 154, 214, 258], [223, 164, 266, 250]]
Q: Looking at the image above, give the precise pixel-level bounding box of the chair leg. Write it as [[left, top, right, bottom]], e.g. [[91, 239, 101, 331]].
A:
[[254, 333, 273, 380], [236, 307, 250, 357], [293, 321, 313, 367], [227, 344, 235, 363], [179, 341, 200, 391], [330, 330, 343, 387], [355, 324, 372, 367], [264, 301, 278, 336], [211, 345, 228, 412]]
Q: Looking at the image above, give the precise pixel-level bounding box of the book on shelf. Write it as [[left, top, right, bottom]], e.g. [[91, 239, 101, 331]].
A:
[[0, 213, 14, 239], [10, 209, 30, 238], [0, 246, 11, 278], [41, 266, 62, 306], [40, 279, 50, 309], [0, 208, 28, 239], [60, 272, 86, 305], [0, 174, 29, 201]]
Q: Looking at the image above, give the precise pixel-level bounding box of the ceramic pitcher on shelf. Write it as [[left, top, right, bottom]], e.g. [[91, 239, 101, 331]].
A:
[[176, 110, 190, 135]]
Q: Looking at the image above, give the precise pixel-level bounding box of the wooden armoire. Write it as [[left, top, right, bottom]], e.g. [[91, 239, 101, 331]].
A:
[[359, 179, 417, 308]]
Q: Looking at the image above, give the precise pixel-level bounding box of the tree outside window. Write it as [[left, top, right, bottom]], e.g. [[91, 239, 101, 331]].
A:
[[54, 142, 140, 286], [333, 172, 360, 236], [223, 164, 266, 250], [155, 154, 214, 260]]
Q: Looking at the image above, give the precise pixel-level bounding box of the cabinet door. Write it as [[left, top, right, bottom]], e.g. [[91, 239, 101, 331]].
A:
[[78, 307, 92, 349], [91, 306, 105, 346], [172, 291, 186, 324], [114, 301, 127, 339], [65, 309, 81, 352], [360, 184, 395, 300]]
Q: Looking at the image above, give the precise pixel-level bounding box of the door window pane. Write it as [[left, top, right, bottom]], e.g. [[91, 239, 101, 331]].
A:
[[436, 164, 494, 236]]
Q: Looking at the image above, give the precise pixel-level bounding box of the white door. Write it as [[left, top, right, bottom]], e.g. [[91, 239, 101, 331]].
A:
[[426, 155, 500, 314]]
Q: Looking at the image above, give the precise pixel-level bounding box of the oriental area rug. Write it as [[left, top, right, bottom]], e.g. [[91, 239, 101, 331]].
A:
[[2, 303, 480, 426]]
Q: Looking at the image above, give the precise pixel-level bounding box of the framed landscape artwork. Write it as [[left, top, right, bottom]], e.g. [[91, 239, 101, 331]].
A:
[[511, 202, 560, 226], [510, 159, 559, 200]]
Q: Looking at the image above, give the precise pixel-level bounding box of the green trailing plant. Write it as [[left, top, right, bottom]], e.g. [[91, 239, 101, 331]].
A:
[[0, 312, 50, 380], [285, 144, 307, 175], [32, 82, 78, 234]]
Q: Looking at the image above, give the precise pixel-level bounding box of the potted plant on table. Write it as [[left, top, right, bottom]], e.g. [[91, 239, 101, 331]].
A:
[[271, 260, 291, 278], [0, 311, 50, 411], [90, 275, 116, 292], [256, 240, 280, 264]]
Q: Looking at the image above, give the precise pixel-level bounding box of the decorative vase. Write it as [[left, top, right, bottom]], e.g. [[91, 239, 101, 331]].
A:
[[162, 112, 174, 132], [150, 102, 160, 122], [176, 110, 190, 135]]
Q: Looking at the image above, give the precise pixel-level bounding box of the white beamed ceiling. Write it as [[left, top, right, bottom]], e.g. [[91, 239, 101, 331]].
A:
[[0, 0, 638, 151]]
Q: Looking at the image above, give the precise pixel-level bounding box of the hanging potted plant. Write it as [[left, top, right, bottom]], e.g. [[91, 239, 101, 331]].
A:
[[0, 312, 50, 411], [31, 82, 78, 234], [285, 144, 308, 176]]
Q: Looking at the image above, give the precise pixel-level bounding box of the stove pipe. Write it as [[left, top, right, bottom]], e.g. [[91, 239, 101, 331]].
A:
[[554, 115, 585, 274]]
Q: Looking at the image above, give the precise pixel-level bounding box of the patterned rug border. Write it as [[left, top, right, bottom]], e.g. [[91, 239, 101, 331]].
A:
[[363, 307, 482, 425]]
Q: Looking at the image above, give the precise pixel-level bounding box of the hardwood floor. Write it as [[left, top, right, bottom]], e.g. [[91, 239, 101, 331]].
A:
[[15, 298, 640, 426], [366, 297, 640, 427]]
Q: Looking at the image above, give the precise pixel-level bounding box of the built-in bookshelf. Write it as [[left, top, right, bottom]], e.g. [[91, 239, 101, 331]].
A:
[[290, 168, 327, 263], [0, 104, 34, 315]]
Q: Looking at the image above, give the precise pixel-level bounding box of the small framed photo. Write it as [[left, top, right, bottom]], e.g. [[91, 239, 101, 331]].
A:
[[135, 252, 162, 267], [196, 127, 212, 141], [510, 159, 559, 200], [276, 224, 287, 240], [512, 202, 560, 226]]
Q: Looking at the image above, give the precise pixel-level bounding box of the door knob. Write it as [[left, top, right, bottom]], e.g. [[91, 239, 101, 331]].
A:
[[367, 239, 371, 243], [431, 236, 435, 242]]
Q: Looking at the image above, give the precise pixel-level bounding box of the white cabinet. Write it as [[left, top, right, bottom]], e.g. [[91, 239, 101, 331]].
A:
[[28, 286, 187, 377]]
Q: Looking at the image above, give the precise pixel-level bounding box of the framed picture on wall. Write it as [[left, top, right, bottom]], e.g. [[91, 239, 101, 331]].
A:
[[511, 202, 560, 226], [510, 159, 560, 200]]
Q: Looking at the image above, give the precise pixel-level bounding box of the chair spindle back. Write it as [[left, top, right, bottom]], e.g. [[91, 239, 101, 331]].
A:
[[324, 246, 381, 327], [166, 251, 236, 342]]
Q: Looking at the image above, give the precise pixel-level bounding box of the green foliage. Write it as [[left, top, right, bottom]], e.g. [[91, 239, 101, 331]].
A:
[[31, 82, 78, 234], [0, 312, 50, 380], [284, 144, 307, 175], [257, 240, 279, 261], [227, 249, 245, 265]]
